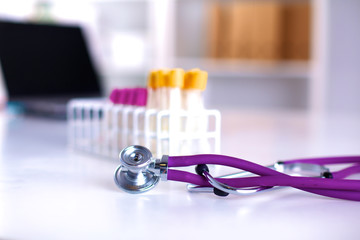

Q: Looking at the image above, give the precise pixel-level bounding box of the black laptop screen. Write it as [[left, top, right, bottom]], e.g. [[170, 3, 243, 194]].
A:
[[0, 20, 102, 99]]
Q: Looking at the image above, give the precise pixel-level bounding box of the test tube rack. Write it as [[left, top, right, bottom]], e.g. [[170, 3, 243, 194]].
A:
[[67, 98, 221, 159]]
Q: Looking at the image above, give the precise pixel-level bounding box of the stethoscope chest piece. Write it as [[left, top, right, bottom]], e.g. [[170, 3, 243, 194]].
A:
[[114, 145, 159, 194]]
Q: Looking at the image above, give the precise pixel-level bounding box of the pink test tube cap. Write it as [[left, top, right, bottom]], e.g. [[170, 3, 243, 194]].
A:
[[109, 88, 120, 104], [130, 89, 137, 106], [134, 88, 147, 106], [121, 89, 129, 105], [117, 89, 126, 104]]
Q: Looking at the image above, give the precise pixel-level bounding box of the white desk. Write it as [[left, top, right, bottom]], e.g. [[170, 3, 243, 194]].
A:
[[0, 111, 360, 240]]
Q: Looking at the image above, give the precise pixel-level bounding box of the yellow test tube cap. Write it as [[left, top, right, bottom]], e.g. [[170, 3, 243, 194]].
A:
[[167, 68, 185, 88], [184, 69, 208, 90], [156, 69, 169, 88], [147, 70, 158, 89]]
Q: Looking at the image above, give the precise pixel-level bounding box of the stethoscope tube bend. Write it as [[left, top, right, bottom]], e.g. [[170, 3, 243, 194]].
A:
[[114, 145, 360, 201]]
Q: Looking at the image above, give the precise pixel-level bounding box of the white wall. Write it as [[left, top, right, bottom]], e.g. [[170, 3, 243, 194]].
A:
[[312, 0, 360, 115], [327, 0, 360, 113]]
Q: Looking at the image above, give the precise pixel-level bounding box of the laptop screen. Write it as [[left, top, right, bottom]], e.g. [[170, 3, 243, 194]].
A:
[[0, 20, 102, 99]]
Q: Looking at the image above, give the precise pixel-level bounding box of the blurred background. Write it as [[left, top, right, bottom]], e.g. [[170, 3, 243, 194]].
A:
[[0, 0, 359, 115]]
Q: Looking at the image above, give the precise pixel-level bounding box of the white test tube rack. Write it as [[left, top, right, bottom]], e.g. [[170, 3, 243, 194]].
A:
[[67, 98, 221, 159]]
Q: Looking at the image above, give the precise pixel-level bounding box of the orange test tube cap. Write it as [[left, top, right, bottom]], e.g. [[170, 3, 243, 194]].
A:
[[167, 68, 185, 88], [147, 70, 158, 89], [184, 69, 208, 90], [156, 69, 169, 88]]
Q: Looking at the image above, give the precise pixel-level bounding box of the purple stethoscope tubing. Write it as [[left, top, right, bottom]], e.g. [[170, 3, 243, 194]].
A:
[[167, 155, 360, 201]]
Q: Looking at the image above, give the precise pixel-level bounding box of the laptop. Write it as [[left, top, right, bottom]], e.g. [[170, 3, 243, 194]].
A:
[[0, 20, 103, 119]]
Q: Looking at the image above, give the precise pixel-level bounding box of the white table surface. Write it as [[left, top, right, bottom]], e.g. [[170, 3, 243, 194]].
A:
[[0, 110, 360, 240]]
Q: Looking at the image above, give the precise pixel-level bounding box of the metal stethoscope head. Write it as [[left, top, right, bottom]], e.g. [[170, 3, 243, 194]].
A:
[[114, 145, 360, 201], [114, 145, 168, 194]]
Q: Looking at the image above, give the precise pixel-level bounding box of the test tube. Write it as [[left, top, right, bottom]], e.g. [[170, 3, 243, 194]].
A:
[[124, 88, 136, 147], [146, 70, 158, 110], [109, 88, 124, 156], [133, 88, 147, 146], [156, 69, 170, 111], [166, 68, 185, 154], [146, 70, 163, 154], [115, 89, 127, 154], [167, 68, 184, 111], [182, 69, 208, 154], [182, 69, 207, 111]]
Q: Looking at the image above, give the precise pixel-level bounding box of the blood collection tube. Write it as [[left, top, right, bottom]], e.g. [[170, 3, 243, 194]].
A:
[[166, 68, 185, 154], [128, 88, 147, 146], [108, 88, 125, 155], [146, 70, 158, 109], [146, 70, 166, 154], [183, 68, 207, 111], [167, 68, 184, 111], [156, 69, 169, 111], [182, 69, 209, 154]]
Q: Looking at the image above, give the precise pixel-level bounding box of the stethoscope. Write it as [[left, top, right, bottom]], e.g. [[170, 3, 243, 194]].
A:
[[114, 145, 360, 201]]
